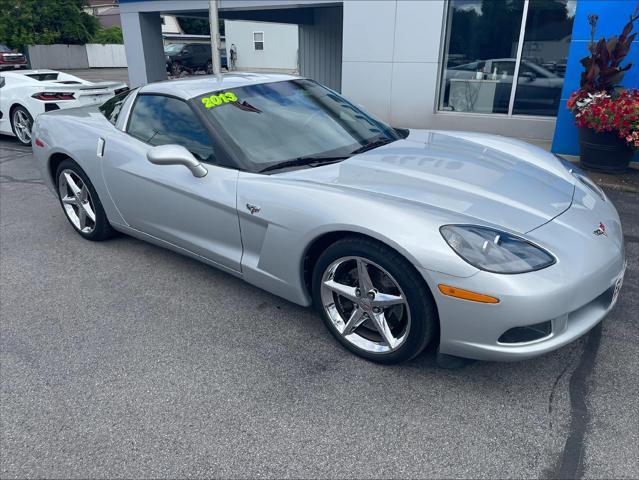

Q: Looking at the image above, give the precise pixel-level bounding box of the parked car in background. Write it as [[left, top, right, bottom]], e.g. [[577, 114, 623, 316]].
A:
[[0, 69, 128, 146], [165, 43, 228, 76], [442, 58, 564, 116], [0, 44, 28, 70]]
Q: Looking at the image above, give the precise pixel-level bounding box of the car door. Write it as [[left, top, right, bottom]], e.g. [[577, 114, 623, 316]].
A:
[[195, 45, 210, 69], [181, 45, 194, 69], [101, 93, 243, 272]]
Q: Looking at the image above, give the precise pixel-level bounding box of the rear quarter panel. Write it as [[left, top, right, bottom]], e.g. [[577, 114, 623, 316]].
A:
[[32, 107, 125, 225], [0, 76, 45, 135]]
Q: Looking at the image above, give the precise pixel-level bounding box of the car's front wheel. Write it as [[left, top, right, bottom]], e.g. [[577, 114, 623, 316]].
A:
[[10, 105, 33, 146], [312, 237, 438, 364], [56, 159, 115, 241]]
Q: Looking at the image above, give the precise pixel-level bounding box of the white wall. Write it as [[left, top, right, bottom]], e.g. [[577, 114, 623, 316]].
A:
[[28, 44, 127, 69], [341, 0, 556, 140], [342, 0, 445, 128], [224, 20, 298, 70]]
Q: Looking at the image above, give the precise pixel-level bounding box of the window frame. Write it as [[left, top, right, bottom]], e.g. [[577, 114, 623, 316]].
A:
[[253, 31, 264, 51], [125, 92, 231, 167]]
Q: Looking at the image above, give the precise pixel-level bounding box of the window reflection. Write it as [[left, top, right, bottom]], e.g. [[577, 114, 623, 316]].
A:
[[513, 0, 575, 115], [440, 0, 525, 114], [439, 0, 574, 117]]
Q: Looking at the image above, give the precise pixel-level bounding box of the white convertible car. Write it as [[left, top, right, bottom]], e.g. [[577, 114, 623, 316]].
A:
[[0, 69, 128, 146]]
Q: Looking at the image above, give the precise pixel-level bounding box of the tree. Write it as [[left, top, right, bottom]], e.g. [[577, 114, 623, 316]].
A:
[[92, 26, 123, 44], [177, 17, 210, 36], [0, 0, 100, 48], [176, 17, 225, 36]]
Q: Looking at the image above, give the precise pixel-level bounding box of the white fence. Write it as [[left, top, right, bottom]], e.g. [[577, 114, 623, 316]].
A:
[[85, 44, 127, 68], [27, 44, 126, 69], [27, 45, 88, 69]]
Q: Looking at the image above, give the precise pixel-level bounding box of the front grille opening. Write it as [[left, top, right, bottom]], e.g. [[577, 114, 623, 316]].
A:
[[498, 320, 552, 344]]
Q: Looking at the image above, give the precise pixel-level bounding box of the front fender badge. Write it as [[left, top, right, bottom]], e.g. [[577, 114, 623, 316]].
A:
[[246, 203, 261, 215]]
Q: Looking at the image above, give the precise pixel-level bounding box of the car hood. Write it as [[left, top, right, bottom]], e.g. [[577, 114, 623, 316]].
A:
[[279, 130, 575, 233]]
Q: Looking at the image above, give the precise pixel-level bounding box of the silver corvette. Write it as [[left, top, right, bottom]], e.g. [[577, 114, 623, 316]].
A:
[[32, 73, 626, 364]]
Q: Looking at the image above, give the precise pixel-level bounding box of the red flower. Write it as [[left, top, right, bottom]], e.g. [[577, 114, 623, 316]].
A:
[[568, 88, 639, 150]]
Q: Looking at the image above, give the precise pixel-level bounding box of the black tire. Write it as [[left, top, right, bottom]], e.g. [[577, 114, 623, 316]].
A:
[[312, 236, 438, 364], [10, 105, 33, 146], [55, 159, 116, 241], [170, 62, 182, 77]]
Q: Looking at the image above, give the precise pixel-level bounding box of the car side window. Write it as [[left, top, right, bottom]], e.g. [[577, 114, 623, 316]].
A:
[[99, 90, 132, 125], [493, 61, 516, 76], [127, 94, 216, 164]]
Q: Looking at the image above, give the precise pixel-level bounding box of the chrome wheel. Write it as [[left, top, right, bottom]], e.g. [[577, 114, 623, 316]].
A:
[[58, 169, 97, 234], [12, 109, 32, 144], [320, 256, 411, 354]]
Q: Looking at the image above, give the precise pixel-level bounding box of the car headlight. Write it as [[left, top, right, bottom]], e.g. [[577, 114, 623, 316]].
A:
[[440, 225, 556, 274], [555, 154, 606, 201]]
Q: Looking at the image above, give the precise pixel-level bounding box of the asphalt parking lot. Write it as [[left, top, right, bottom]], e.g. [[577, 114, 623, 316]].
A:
[[1, 136, 637, 479]]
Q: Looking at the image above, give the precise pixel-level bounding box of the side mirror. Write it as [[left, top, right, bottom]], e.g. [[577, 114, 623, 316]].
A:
[[146, 144, 208, 178], [521, 71, 536, 82]]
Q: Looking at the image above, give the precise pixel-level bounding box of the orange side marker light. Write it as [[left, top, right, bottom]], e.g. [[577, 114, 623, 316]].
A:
[[438, 284, 500, 304]]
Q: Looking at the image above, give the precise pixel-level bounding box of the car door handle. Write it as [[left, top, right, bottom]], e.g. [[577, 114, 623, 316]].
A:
[[97, 137, 105, 157]]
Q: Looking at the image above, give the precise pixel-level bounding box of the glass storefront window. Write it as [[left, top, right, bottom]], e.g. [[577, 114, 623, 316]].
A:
[[439, 0, 575, 118], [440, 0, 525, 114], [513, 0, 575, 116]]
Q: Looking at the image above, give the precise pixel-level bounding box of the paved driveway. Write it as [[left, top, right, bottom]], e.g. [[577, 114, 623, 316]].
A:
[[1, 137, 637, 479]]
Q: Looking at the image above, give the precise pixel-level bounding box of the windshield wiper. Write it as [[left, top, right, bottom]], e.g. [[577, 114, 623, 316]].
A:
[[350, 136, 395, 155], [259, 155, 348, 173]]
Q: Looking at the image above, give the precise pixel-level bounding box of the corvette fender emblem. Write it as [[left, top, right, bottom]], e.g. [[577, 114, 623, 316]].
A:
[[246, 203, 261, 215], [593, 222, 607, 237]]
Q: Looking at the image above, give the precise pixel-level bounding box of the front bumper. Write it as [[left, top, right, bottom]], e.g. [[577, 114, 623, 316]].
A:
[[0, 63, 27, 70], [423, 188, 625, 362]]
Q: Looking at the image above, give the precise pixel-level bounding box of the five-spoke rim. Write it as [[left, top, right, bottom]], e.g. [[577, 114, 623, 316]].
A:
[[58, 169, 97, 234], [13, 110, 32, 144], [320, 256, 411, 354]]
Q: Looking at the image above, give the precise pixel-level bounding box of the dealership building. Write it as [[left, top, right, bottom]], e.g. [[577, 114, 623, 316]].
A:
[[119, 0, 637, 158]]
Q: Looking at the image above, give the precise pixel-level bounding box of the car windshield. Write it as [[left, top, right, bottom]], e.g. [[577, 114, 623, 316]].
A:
[[164, 44, 184, 54], [0, 44, 12, 52], [195, 79, 401, 172]]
